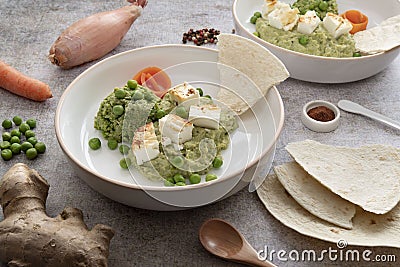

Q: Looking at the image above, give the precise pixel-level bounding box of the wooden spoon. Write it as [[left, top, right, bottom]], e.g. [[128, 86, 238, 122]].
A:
[[199, 218, 276, 267]]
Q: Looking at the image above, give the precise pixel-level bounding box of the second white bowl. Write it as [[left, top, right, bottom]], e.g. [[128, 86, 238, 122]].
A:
[[233, 0, 400, 83]]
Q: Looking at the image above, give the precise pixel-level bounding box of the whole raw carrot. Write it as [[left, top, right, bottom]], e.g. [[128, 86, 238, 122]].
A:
[[49, 0, 147, 69], [0, 60, 52, 102]]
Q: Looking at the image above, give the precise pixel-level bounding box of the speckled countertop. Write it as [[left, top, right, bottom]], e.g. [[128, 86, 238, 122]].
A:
[[0, 0, 399, 266]]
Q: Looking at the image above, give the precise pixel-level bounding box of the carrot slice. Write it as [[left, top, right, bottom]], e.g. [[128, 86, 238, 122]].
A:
[[143, 74, 163, 95], [133, 66, 171, 92], [341, 10, 368, 34]]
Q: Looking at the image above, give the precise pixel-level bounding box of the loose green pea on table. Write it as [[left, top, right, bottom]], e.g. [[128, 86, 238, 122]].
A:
[[12, 116, 22, 126], [1, 149, 13, 161]]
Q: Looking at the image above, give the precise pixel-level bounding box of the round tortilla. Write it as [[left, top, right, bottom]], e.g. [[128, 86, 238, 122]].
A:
[[285, 140, 400, 214], [257, 174, 400, 248], [274, 162, 356, 229]]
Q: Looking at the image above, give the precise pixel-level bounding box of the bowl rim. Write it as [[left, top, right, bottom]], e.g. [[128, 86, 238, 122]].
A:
[[55, 44, 285, 192], [232, 0, 400, 61]]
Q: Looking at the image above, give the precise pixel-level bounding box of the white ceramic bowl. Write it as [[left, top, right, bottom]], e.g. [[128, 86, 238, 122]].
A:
[[233, 0, 400, 83], [55, 45, 284, 211]]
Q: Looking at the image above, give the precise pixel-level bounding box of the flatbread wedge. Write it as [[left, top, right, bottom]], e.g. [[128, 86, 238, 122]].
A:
[[286, 140, 400, 214], [257, 174, 400, 248], [354, 14, 400, 54], [274, 162, 356, 229], [217, 33, 289, 114]]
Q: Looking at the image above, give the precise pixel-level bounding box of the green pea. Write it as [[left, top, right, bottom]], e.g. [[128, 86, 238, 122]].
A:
[[175, 106, 188, 119], [319, 1, 328, 11], [353, 52, 362, 57], [205, 174, 218, 182], [107, 139, 118, 150], [10, 129, 21, 138], [10, 143, 21, 155], [189, 173, 201, 184], [204, 95, 212, 99], [164, 179, 175, 186], [155, 109, 166, 119], [2, 132, 11, 141], [253, 11, 262, 18], [166, 177, 175, 184], [89, 138, 101, 150], [212, 157, 223, 168], [1, 149, 13, 161], [24, 130, 35, 139], [35, 142, 46, 154], [26, 148, 38, 160], [10, 136, 20, 144], [21, 141, 33, 152], [133, 91, 144, 100], [119, 144, 130, 155], [114, 88, 126, 99], [0, 141, 11, 150], [250, 15, 258, 24], [112, 105, 124, 116], [196, 88, 204, 96], [12, 116, 22, 126], [119, 158, 132, 169], [299, 36, 309, 46], [253, 31, 260, 37], [175, 181, 186, 186], [173, 174, 185, 183], [171, 156, 184, 168], [127, 79, 138, 89], [27, 137, 38, 146], [19, 123, 30, 134], [26, 119, 36, 129], [2, 119, 12, 129]]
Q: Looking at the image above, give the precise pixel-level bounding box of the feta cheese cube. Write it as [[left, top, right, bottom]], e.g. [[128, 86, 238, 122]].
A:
[[161, 136, 183, 151], [159, 114, 193, 144], [267, 3, 299, 31], [168, 82, 200, 108], [261, 0, 286, 18], [132, 140, 160, 165], [161, 136, 172, 147], [188, 104, 221, 130], [133, 122, 157, 142], [132, 122, 160, 165], [323, 12, 352, 39], [297, 10, 321, 35]]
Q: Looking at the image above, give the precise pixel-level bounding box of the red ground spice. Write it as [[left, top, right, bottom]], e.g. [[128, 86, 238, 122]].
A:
[[307, 106, 335, 122]]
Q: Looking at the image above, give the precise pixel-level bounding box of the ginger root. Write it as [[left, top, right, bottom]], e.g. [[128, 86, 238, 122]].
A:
[[0, 163, 115, 267]]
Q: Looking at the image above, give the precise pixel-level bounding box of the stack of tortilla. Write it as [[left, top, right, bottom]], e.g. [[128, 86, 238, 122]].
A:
[[257, 139, 400, 247]]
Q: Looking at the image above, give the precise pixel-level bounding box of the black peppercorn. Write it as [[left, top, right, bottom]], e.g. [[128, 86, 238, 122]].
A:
[[182, 28, 221, 46]]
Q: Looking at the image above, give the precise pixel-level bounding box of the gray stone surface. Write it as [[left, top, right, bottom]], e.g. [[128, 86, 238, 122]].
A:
[[0, 0, 399, 266]]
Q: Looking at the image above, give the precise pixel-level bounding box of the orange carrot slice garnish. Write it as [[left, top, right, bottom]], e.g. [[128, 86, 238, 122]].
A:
[[133, 66, 171, 95], [341, 10, 368, 34]]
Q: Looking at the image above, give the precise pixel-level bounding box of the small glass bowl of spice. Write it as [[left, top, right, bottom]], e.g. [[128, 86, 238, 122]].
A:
[[301, 100, 340, 132]]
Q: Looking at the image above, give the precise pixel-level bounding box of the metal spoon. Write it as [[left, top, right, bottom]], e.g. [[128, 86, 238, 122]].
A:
[[338, 100, 400, 131], [199, 218, 276, 267]]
